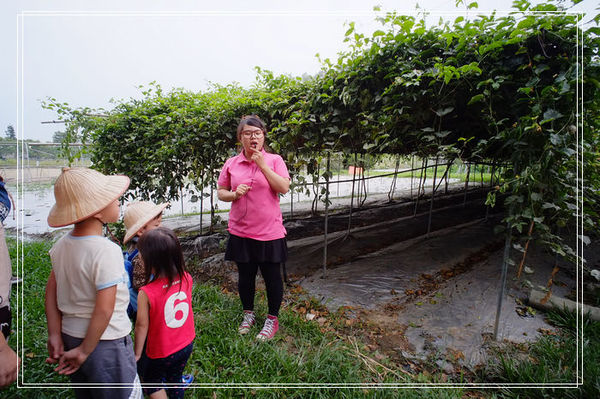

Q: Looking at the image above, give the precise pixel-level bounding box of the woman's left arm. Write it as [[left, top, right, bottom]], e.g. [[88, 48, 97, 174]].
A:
[[250, 148, 290, 194]]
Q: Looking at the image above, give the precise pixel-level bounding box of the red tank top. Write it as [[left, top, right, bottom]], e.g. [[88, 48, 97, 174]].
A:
[[140, 272, 195, 358]]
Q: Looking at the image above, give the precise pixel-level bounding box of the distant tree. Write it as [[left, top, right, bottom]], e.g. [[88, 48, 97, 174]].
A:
[[5, 125, 15, 140], [52, 130, 66, 143]]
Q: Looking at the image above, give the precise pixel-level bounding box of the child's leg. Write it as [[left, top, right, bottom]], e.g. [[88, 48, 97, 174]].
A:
[[142, 342, 193, 399], [62, 333, 141, 399], [149, 390, 168, 399], [163, 342, 194, 399], [236, 262, 259, 311]]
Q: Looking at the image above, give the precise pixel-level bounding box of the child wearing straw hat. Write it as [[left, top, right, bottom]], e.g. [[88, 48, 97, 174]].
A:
[[122, 201, 194, 389], [44, 167, 142, 399], [122, 201, 169, 321]]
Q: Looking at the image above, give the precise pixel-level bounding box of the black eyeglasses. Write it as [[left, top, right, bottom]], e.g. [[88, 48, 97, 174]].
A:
[[241, 130, 264, 138]]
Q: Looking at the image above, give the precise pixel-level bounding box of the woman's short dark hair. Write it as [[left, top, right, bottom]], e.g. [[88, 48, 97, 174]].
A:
[[236, 115, 267, 143], [137, 226, 186, 289]]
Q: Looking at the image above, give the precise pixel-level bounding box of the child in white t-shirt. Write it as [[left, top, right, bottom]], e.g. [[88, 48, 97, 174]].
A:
[[44, 167, 142, 399]]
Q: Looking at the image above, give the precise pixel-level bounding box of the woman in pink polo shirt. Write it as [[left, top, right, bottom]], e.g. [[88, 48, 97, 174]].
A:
[[217, 115, 290, 341]]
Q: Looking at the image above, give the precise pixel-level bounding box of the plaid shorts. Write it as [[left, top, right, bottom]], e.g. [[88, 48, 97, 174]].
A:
[[0, 203, 8, 224]]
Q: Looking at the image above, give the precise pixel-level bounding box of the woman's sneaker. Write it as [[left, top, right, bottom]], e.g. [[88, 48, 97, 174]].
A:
[[256, 315, 279, 341], [238, 311, 255, 334]]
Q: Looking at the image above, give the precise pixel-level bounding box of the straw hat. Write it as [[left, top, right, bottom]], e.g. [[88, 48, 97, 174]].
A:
[[47, 167, 130, 228], [123, 201, 169, 243]]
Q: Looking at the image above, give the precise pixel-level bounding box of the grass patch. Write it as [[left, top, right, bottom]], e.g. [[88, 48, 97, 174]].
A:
[[483, 307, 599, 398], [4, 236, 467, 398], [6, 236, 594, 399]]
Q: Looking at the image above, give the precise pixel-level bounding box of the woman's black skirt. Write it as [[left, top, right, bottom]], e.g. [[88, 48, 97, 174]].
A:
[[224, 234, 288, 264]]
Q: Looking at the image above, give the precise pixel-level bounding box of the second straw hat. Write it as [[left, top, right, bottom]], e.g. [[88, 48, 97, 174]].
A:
[[47, 167, 130, 228], [123, 201, 169, 243]]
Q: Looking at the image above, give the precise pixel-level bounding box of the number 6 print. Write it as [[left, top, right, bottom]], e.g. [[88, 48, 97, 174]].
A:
[[164, 291, 189, 328]]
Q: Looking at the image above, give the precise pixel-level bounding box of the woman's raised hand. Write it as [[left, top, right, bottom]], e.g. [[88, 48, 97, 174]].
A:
[[234, 184, 251, 200], [248, 147, 266, 170]]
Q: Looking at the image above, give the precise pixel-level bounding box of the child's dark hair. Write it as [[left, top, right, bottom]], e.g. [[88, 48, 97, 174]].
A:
[[137, 227, 186, 289]]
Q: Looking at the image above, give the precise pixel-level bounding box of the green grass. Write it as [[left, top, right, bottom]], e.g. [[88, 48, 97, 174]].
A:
[[5, 236, 596, 399], [4, 236, 468, 399], [483, 307, 599, 399]]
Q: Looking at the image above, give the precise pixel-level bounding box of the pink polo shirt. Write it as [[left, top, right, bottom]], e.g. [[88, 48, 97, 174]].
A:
[[218, 150, 289, 241]]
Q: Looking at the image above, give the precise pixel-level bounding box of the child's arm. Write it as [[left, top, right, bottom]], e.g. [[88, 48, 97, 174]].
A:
[[53, 285, 116, 375], [44, 270, 64, 364], [134, 290, 149, 361]]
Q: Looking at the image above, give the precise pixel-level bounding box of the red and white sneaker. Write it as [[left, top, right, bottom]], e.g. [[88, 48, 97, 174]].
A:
[[256, 315, 279, 341], [238, 310, 255, 335]]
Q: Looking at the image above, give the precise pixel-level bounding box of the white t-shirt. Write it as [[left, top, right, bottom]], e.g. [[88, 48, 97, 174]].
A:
[[49, 233, 131, 339]]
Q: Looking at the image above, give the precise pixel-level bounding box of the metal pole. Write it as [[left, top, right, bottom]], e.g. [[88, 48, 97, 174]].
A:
[[210, 183, 214, 232], [426, 156, 439, 237], [200, 176, 204, 235], [323, 152, 330, 278], [414, 158, 427, 217], [463, 164, 470, 207], [485, 161, 495, 221], [337, 156, 340, 197], [445, 159, 449, 194], [180, 185, 184, 216], [344, 153, 358, 239], [290, 183, 294, 219], [388, 156, 399, 202], [480, 166, 484, 187], [410, 155, 415, 200], [494, 224, 512, 341]]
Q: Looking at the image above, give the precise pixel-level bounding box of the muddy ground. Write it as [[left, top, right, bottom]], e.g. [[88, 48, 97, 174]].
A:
[[179, 187, 591, 377]]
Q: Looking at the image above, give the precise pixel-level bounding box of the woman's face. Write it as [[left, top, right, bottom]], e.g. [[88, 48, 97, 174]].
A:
[[240, 124, 264, 154]]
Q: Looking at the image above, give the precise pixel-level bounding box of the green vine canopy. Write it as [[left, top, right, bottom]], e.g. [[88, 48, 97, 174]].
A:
[[43, 0, 599, 270]]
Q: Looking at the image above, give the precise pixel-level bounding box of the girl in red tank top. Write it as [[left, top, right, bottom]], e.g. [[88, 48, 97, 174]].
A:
[[134, 227, 195, 399]]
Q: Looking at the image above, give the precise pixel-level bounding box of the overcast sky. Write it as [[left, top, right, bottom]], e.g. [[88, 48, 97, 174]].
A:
[[1, 0, 596, 143]]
